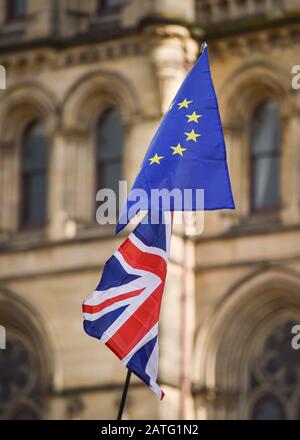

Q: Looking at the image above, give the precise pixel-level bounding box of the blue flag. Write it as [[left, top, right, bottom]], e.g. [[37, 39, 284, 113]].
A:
[[117, 43, 234, 232]]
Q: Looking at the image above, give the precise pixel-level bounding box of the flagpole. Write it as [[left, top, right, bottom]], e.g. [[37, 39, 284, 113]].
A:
[[117, 369, 132, 420]]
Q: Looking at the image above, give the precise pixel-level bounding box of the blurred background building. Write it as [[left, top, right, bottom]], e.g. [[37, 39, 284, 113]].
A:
[[0, 0, 300, 420]]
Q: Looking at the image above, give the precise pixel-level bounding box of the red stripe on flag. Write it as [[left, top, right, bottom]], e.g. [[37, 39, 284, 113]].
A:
[[82, 288, 144, 314], [119, 239, 167, 280], [106, 281, 166, 359]]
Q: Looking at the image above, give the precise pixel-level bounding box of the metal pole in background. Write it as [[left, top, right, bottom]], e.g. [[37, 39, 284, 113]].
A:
[[117, 370, 132, 420]]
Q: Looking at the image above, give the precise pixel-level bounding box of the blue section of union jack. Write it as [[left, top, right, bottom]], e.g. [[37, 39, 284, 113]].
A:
[[83, 212, 172, 399]]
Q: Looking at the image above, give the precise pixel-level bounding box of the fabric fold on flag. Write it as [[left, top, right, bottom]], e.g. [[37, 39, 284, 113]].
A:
[[83, 212, 172, 399]]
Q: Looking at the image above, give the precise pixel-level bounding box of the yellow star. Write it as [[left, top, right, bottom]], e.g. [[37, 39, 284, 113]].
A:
[[186, 111, 202, 123], [177, 98, 192, 110], [185, 129, 201, 142], [149, 153, 164, 165], [170, 143, 187, 157]]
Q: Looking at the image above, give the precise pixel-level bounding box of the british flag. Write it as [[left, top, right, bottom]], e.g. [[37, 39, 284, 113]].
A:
[[83, 212, 172, 399]]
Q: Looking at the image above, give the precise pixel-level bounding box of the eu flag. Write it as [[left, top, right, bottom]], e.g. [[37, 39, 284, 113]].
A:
[[117, 42, 235, 231]]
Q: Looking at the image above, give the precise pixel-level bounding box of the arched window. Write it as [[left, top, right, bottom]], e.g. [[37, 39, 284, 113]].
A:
[[6, 0, 27, 21], [95, 108, 123, 202], [247, 321, 300, 420], [0, 333, 42, 420], [251, 394, 285, 420], [250, 100, 281, 212], [20, 120, 48, 229]]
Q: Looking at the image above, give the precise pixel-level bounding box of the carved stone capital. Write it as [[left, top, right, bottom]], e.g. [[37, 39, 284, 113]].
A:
[[144, 24, 199, 113]]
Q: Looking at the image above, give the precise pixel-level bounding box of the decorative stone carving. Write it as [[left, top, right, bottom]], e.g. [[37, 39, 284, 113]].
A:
[[145, 24, 199, 114]]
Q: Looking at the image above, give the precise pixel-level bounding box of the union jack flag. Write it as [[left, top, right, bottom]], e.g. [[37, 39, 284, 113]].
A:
[[83, 212, 172, 399]]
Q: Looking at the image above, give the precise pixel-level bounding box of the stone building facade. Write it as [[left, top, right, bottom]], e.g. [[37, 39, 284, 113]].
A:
[[0, 0, 300, 420]]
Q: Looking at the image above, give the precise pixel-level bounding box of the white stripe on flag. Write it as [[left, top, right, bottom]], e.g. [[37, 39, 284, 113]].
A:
[[146, 339, 163, 398], [100, 251, 161, 343], [129, 234, 167, 262]]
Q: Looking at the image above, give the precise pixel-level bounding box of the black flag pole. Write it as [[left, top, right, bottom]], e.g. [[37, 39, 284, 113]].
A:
[[117, 369, 132, 420]]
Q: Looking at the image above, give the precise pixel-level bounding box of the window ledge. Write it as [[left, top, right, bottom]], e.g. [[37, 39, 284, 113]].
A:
[[230, 211, 281, 234], [88, 14, 121, 30], [0, 21, 26, 37], [0, 222, 127, 255], [247, 209, 280, 223], [75, 221, 118, 239], [0, 228, 47, 251]]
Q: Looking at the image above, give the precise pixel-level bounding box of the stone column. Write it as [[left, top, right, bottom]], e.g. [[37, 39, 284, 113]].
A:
[[0, 141, 19, 236], [48, 129, 93, 240], [122, 0, 195, 30], [210, 0, 221, 22], [224, 124, 248, 222], [281, 111, 300, 224], [145, 24, 199, 114]]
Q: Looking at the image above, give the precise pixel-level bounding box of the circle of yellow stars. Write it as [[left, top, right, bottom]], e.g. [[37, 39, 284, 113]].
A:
[[148, 98, 202, 166]]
